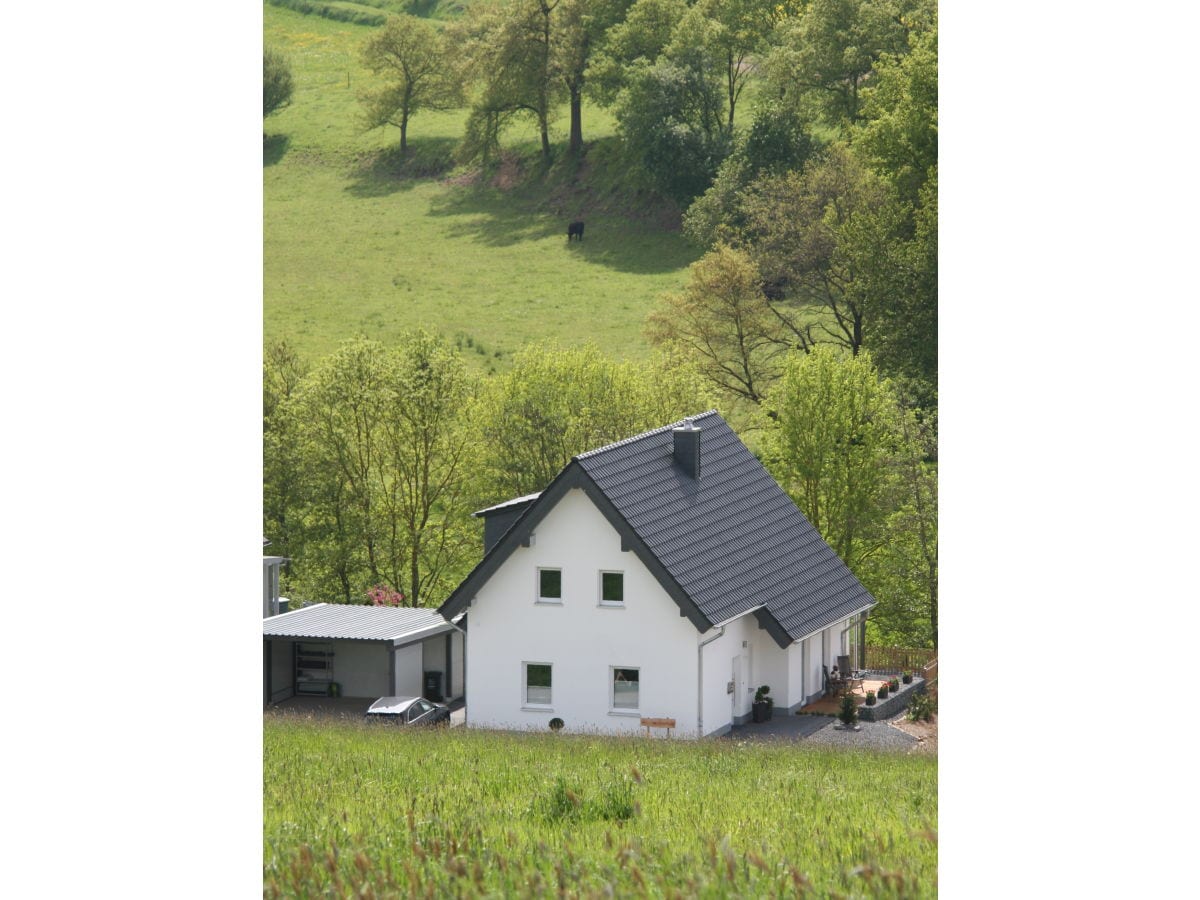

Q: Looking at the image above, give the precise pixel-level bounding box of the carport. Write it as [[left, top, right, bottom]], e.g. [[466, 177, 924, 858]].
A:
[[263, 604, 464, 707]]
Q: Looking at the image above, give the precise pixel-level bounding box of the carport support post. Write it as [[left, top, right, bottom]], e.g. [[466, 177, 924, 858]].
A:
[[389, 644, 396, 696]]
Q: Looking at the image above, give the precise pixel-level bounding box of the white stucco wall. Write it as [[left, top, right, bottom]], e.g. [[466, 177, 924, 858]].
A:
[[698, 616, 752, 735], [752, 627, 788, 710], [803, 634, 823, 704], [393, 643, 423, 696], [465, 487, 701, 736], [786, 639, 807, 711], [450, 630, 464, 700], [695, 616, 793, 735]]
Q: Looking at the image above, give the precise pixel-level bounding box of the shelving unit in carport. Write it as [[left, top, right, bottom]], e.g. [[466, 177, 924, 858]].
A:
[[295, 642, 335, 695]]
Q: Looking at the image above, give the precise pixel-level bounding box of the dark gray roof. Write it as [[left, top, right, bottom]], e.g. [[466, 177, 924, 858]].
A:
[[439, 411, 875, 646]]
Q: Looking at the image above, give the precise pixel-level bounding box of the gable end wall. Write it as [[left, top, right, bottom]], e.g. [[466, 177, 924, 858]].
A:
[[465, 487, 701, 735]]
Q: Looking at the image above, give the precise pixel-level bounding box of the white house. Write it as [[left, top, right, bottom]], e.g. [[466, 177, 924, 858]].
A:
[[437, 411, 876, 738]]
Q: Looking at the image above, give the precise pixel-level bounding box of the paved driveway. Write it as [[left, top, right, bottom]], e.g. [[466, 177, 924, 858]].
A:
[[730, 710, 919, 751]]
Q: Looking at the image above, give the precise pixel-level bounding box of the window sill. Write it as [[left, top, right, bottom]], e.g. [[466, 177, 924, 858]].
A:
[[598, 602, 625, 609], [522, 705, 554, 712], [608, 709, 640, 718], [534, 599, 563, 606]]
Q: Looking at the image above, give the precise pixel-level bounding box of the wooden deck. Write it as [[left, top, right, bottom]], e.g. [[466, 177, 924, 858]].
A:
[[797, 677, 893, 715]]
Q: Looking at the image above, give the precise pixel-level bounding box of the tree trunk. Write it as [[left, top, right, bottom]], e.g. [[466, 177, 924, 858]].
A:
[[568, 87, 583, 156], [410, 535, 420, 607], [727, 52, 736, 134], [400, 111, 408, 155]]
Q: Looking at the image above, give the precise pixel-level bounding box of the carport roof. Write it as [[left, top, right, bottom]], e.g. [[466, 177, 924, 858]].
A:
[[263, 603, 452, 644]]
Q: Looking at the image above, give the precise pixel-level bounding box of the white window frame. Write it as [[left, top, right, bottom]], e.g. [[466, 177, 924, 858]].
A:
[[609, 665, 640, 714], [523, 661, 553, 710], [598, 570, 625, 607], [536, 567, 563, 605]]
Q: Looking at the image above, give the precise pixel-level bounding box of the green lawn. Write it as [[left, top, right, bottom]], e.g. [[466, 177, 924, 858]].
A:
[[264, 717, 938, 897], [264, 4, 700, 368]]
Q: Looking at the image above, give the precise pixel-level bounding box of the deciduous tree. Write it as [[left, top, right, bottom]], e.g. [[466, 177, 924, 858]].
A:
[[646, 243, 787, 405], [264, 340, 309, 563], [359, 15, 463, 154], [282, 334, 477, 606], [737, 144, 895, 355], [467, 342, 710, 502], [453, 0, 562, 163], [762, 346, 900, 567], [764, 0, 909, 127], [264, 47, 295, 119]]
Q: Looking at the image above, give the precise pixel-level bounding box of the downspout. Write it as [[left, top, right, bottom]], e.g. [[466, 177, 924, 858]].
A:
[[696, 626, 725, 737]]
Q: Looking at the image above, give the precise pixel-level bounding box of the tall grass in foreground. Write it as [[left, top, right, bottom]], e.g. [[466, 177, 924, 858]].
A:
[[265, 718, 937, 897]]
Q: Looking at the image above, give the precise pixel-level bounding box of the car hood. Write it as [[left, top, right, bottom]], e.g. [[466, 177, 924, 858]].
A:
[[366, 696, 418, 715]]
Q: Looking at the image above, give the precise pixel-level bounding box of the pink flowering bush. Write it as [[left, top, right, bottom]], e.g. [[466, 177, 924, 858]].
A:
[[367, 585, 406, 606]]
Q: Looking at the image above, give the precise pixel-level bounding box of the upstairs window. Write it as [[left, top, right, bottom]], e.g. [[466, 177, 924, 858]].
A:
[[524, 663, 552, 707], [600, 571, 624, 606], [538, 568, 562, 603]]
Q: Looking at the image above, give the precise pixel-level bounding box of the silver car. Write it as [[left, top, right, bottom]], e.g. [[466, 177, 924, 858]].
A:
[[364, 696, 451, 726]]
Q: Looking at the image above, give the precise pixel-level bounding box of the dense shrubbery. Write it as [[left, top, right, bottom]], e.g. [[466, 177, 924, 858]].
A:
[[267, 0, 388, 27]]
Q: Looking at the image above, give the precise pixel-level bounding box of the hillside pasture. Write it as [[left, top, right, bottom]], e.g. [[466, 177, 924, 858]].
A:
[[264, 717, 938, 898], [264, 4, 700, 367]]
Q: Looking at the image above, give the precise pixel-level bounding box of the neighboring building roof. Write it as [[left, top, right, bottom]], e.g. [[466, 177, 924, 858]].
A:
[[263, 603, 453, 644], [474, 493, 542, 517], [439, 411, 876, 648]]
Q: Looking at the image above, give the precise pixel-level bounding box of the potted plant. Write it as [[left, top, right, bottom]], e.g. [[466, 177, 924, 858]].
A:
[[877, 682, 889, 700], [889, 677, 901, 692], [902, 671, 913, 685], [838, 692, 859, 727], [752, 685, 774, 722], [864, 690, 877, 706]]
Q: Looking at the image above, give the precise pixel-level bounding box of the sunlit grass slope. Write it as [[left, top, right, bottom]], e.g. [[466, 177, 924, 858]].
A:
[[264, 4, 700, 368], [264, 718, 937, 898]]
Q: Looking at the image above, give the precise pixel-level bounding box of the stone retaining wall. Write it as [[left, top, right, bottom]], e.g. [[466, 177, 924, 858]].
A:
[[857, 676, 925, 721]]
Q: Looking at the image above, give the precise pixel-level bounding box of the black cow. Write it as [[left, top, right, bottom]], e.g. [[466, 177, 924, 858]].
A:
[[567, 220, 585, 241]]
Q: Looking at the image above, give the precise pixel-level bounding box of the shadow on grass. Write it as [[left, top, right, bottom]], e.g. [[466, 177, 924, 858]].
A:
[[427, 186, 699, 275], [263, 133, 290, 167], [344, 140, 458, 198]]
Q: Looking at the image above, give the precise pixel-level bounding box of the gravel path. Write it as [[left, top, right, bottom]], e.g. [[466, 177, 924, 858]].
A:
[[799, 711, 919, 751]]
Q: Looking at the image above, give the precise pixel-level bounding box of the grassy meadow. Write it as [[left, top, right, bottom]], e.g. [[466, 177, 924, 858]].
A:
[[264, 4, 701, 369], [264, 717, 938, 898]]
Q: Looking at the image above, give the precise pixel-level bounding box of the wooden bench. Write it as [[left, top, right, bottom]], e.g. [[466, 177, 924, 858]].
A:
[[640, 717, 676, 737]]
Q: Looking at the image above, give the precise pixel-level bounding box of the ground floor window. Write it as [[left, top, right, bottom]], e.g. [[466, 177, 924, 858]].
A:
[[611, 667, 639, 710], [524, 662, 552, 706]]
